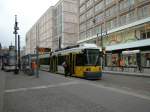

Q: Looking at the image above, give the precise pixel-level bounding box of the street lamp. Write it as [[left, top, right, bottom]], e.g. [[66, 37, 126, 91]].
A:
[[13, 15, 19, 74], [97, 25, 107, 69], [36, 46, 39, 78]]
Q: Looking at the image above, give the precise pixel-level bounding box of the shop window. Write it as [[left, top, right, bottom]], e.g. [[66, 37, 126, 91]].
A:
[[106, 53, 119, 66], [106, 53, 112, 66], [141, 53, 150, 67], [123, 54, 137, 67], [112, 54, 119, 66]]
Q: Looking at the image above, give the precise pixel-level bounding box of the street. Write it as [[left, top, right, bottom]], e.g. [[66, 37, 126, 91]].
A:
[[1, 70, 150, 112]]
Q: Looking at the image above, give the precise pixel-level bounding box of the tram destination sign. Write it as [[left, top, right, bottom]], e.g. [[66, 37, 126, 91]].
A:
[[38, 47, 51, 54]]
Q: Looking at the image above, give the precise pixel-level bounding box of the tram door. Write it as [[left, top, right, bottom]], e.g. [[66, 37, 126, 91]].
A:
[[50, 56, 57, 73], [54, 56, 57, 72], [69, 53, 76, 75], [50, 57, 53, 72]]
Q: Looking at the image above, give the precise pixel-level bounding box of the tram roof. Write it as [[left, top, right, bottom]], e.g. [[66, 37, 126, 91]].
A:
[[53, 43, 100, 55]]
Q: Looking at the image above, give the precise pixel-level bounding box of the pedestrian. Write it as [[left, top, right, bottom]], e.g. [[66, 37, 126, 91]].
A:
[[31, 60, 37, 76], [120, 59, 124, 71], [62, 60, 70, 77]]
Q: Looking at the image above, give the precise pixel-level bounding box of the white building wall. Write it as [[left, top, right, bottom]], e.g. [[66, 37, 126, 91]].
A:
[[26, 6, 55, 54], [25, 0, 79, 54]]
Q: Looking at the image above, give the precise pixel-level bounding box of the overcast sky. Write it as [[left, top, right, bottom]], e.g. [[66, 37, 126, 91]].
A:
[[0, 0, 59, 48]]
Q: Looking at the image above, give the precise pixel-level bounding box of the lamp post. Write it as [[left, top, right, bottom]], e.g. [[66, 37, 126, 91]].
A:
[[97, 25, 107, 69], [36, 46, 39, 78], [18, 35, 21, 69], [13, 15, 19, 74]]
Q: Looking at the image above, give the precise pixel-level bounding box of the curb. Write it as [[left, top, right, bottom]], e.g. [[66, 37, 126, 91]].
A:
[[103, 71, 150, 78]]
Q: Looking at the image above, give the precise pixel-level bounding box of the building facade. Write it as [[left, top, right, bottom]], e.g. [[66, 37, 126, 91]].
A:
[[26, 0, 79, 54], [53, 0, 79, 50], [78, 0, 150, 74], [26, 6, 55, 54]]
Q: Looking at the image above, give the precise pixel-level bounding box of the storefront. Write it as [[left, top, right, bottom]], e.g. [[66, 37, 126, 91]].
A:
[[104, 38, 150, 74]]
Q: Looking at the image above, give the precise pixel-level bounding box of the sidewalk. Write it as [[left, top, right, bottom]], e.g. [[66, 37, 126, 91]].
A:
[[0, 70, 6, 112], [103, 70, 150, 78]]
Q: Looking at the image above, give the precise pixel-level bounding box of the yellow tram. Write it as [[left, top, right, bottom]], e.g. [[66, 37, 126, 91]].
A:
[[40, 43, 102, 79]]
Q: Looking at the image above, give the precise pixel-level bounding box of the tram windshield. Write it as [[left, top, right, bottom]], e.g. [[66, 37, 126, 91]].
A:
[[85, 49, 100, 65]]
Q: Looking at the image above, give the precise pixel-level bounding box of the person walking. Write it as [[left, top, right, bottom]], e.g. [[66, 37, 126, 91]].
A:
[[62, 60, 70, 77]]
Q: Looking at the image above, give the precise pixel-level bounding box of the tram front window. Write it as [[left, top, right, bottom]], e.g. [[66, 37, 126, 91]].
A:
[[86, 49, 100, 65]]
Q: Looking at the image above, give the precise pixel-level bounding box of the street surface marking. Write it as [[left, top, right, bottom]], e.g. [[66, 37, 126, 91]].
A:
[[5, 81, 80, 93], [87, 82, 150, 101]]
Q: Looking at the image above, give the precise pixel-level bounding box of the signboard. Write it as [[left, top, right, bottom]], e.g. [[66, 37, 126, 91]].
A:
[[38, 48, 51, 54]]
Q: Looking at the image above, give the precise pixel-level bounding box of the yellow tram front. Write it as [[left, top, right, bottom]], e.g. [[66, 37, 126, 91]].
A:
[[74, 48, 102, 80]]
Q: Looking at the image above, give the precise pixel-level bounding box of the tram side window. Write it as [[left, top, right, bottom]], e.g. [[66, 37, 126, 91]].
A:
[[76, 54, 84, 66], [58, 56, 65, 65], [141, 53, 150, 67], [40, 58, 50, 65]]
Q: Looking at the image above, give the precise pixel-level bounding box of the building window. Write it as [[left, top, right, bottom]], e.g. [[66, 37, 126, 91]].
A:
[[95, 13, 104, 24], [86, 19, 94, 30], [80, 13, 86, 23], [80, 23, 86, 32], [95, 25, 101, 34], [95, 1, 104, 13], [126, 10, 135, 23], [120, 14, 127, 26], [80, 31, 86, 40], [138, 5, 149, 19], [87, 28, 94, 38], [86, 8, 94, 19], [94, 0, 99, 2], [80, 4, 86, 14], [106, 5, 116, 17], [119, 0, 130, 11], [80, 0, 86, 5], [106, 18, 117, 30], [87, 0, 93, 8]]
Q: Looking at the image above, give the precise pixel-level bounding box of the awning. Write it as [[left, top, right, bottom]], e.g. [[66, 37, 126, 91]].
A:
[[106, 38, 150, 51]]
